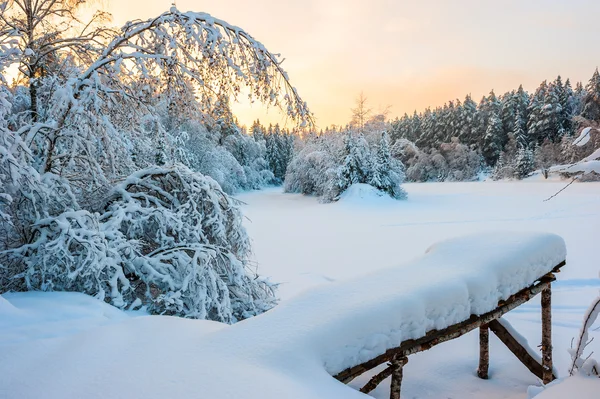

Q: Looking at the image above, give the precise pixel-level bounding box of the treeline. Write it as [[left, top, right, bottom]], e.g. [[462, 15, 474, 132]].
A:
[[388, 70, 600, 179]]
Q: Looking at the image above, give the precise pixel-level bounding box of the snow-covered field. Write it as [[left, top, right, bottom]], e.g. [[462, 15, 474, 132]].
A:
[[1, 181, 599, 398]]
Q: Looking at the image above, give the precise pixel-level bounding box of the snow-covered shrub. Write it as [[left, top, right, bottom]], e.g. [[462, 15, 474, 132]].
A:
[[3, 165, 277, 323], [286, 130, 408, 202], [101, 165, 276, 322], [4, 210, 132, 306], [284, 136, 339, 200], [223, 132, 274, 190], [438, 138, 482, 181]]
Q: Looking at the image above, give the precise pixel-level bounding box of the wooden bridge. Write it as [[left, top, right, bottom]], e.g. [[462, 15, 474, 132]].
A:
[[334, 260, 566, 399]]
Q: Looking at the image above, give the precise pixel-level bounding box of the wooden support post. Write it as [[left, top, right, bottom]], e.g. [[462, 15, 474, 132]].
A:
[[477, 324, 489, 379], [541, 286, 553, 384], [389, 356, 408, 399], [488, 319, 554, 381]]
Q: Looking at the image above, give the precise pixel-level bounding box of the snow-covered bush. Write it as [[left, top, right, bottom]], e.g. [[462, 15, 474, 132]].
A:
[[285, 130, 407, 201], [284, 135, 339, 200], [1, 2, 312, 322], [102, 165, 276, 321], [3, 165, 277, 322]]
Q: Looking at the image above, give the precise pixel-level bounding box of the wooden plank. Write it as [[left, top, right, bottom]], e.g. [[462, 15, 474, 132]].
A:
[[477, 324, 489, 379], [488, 319, 555, 381], [334, 261, 565, 384]]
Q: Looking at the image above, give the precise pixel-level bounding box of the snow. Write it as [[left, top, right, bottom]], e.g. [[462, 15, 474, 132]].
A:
[[337, 183, 396, 205], [0, 292, 133, 345], [548, 160, 600, 175], [1, 181, 599, 399], [583, 147, 600, 162], [0, 230, 565, 399], [573, 127, 592, 147], [529, 375, 600, 398]]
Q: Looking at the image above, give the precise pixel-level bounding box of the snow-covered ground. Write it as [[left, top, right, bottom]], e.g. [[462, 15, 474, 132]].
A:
[[238, 181, 600, 398], [1, 181, 599, 398]]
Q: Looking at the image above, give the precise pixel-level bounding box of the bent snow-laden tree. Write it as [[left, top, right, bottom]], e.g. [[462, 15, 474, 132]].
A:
[[0, 2, 310, 321]]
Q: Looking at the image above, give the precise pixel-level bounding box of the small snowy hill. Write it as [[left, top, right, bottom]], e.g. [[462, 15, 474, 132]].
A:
[[337, 183, 397, 205]]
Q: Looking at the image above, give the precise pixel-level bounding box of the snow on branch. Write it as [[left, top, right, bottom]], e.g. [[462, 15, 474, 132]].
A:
[[71, 7, 311, 125], [569, 295, 600, 377]]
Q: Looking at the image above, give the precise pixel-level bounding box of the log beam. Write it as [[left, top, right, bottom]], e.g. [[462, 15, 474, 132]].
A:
[[360, 366, 394, 394], [477, 324, 489, 379], [488, 319, 555, 381], [541, 286, 553, 384], [389, 356, 408, 399]]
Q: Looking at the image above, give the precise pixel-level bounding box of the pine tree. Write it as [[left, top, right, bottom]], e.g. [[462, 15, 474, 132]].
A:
[[562, 79, 575, 136], [482, 114, 503, 166], [458, 94, 477, 145], [513, 110, 528, 149], [501, 90, 517, 138], [539, 82, 563, 142], [251, 120, 266, 141], [527, 81, 548, 145], [337, 132, 371, 193], [514, 147, 534, 179], [582, 68, 600, 121], [370, 132, 407, 199]]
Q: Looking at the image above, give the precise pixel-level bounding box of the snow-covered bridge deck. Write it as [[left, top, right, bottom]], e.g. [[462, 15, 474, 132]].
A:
[[229, 231, 567, 398]]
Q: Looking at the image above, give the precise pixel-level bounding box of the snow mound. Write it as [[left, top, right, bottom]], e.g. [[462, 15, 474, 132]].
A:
[[529, 375, 600, 399], [573, 127, 593, 147], [0, 232, 566, 399], [549, 160, 600, 176], [338, 183, 396, 204], [583, 148, 600, 162], [0, 292, 134, 345]]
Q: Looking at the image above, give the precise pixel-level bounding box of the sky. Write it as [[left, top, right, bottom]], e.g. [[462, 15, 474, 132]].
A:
[[104, 0, 600, 128]]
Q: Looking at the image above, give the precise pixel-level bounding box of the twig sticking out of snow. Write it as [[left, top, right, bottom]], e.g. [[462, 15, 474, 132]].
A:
[[543, 177, 579, 202]]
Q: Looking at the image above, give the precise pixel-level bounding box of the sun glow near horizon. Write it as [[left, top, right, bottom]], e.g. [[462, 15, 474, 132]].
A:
[[96, 0, 600, 128]]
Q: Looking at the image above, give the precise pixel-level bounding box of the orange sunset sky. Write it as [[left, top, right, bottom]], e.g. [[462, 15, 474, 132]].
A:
[[102, 0, 600, 128]]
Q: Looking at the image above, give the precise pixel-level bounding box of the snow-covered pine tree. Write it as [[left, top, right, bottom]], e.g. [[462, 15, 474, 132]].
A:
[[337, 131, 372, 193], [527, 80, 548, 145], [458, 94, 478, 146], [369, 132, 407, 199], [582, 68, 600, 122], [539, 80, 564, 142], [514, 147, 534, 179], [482, 114, 503, 166], [500, 90, 517, 138], [513, 110, 529, 150]]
